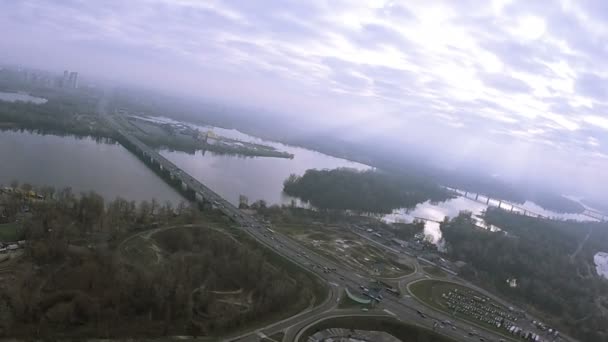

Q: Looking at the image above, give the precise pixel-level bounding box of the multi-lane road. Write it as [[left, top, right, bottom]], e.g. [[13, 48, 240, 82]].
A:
[[102, 110, 567, 342]]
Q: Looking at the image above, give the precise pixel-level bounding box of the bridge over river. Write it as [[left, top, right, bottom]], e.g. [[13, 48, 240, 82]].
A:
[[446, 187, 607, 221], [103, 114, 250, 224]]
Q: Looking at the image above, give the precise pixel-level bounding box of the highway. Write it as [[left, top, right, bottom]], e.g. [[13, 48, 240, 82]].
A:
[[101, 111, 566, 342]]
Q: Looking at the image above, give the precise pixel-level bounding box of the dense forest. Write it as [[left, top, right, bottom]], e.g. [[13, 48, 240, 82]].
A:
[[440, 209, 608, 341], [0, 93, 111, 138], [0, 185, 321, 338], [283, 168, 452, 213]]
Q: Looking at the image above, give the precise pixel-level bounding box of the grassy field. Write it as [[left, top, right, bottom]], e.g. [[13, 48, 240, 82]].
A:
[[277, 223, 413, 278], [337, 293, 372, 310], [423, 265, 447, 277], [0, 222, 21, 242]]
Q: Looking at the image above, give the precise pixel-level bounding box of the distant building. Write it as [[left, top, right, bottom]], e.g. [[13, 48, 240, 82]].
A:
[[238, 194, 249, 208], [62, 70, 69, 87], [68, 71, 78, 88]]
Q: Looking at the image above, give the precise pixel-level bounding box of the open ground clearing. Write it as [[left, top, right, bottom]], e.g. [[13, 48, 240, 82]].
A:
[[277, 223, 414, 278]]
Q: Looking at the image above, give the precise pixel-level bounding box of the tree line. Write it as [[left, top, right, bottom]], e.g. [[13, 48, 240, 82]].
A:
[[283, 168, 452, 214], [440, 209, 608, 341], [0, 87, 114, 136], [0, 185, 321, 337]]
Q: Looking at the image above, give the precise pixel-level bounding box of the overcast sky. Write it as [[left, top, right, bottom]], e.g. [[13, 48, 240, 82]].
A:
[[2, 0, 608, 198]]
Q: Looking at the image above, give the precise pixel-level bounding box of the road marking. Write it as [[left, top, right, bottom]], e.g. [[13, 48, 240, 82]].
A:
[[383, 309, 397, 316]]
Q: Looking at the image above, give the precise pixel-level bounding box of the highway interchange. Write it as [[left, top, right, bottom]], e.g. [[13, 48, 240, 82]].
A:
[[102, 111, 570, 342]]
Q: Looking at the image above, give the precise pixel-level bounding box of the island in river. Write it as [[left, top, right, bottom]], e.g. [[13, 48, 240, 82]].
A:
[[122, 114, 293, 158], [0, 87, 293, 159]]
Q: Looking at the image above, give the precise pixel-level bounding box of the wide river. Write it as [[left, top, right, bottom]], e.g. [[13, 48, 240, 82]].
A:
[[157, 119, 370, 206], [0, 91, 47, 104], [0, 127, 368, 205], [0, 109, 599, 244], [0, 131, 183, 203]]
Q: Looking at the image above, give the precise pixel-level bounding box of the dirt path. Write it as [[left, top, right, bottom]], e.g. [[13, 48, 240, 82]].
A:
[[211, 289, 244, 295], [570, 226, 593, 262]]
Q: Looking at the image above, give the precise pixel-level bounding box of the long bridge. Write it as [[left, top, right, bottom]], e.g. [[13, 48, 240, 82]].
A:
[[104, 114, 250, 225], [446, 187, 607, 222]]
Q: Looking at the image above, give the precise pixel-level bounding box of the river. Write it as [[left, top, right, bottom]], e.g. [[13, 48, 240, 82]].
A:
[[0, 130, 183, 203], [0, 91, 47, 104], [383, 193, 600, 244], [1, 112, 598, 239], [158, 122, 370, 206], [0, 125, 369, 206]]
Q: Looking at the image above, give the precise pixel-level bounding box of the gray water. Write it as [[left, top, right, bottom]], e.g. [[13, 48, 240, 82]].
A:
[[383, 192, 599, 244], [0, 128, 369, 206], [129, 115, 371, 206], [0, 91, 47, 104], [160, 129, 371, 206], [0, 130, 182, 203]]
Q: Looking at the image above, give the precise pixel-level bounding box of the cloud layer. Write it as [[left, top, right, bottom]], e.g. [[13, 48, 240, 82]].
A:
[[2, 0, 608, 197]]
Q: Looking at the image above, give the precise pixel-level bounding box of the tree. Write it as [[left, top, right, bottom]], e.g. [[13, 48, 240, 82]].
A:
[[283, 168, 451, 213]]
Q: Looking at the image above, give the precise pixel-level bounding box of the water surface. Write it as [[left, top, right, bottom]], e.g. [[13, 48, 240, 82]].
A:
[[0, 130, 182, 203], [0, 91, 47, 104], [161, 141, 370, 206], [384, 192, 600, 244]]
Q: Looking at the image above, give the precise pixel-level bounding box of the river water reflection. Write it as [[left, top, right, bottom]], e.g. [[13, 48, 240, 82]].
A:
[[0, 130, 183, 203], [129, 115, 371, 206], [0, 91, 47, 104], [0, 124, 369, 206], [160, 136, 370, 206], [384, 193, 600, 244]]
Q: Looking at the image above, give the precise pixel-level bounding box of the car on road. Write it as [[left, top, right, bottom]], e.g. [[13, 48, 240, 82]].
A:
[[361, 308, 369, 312], [416, 310, 426, 318]]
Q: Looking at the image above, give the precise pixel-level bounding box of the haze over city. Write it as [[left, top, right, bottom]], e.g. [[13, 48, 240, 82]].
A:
[[3, 0, 608, 199]]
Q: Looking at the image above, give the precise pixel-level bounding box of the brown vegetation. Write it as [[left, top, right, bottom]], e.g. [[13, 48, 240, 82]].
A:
[[0, 185, 321, 338]]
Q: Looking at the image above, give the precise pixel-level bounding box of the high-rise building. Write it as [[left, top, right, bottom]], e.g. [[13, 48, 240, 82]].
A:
[[68, 71, 78, 89], [62, 70, 69, 88]]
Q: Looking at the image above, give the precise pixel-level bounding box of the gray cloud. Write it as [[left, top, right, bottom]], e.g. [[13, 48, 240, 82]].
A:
[[2, 0, 608, 198], [576, 73, 608, 100], [479, 73, 532, 94]]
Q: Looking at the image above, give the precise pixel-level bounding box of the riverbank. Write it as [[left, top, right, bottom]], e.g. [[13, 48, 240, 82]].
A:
[[123, 115, 294, 158]]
